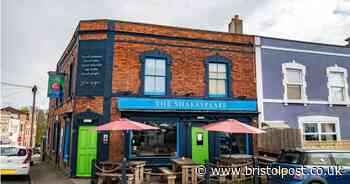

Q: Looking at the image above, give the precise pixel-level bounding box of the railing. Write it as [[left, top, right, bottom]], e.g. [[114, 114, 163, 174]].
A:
[[303, 140, 350, 149]]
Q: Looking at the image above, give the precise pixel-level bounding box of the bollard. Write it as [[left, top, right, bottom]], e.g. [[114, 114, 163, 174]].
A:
[[121, 157, 127, 184]]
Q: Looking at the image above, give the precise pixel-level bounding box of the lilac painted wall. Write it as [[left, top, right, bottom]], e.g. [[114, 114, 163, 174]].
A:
[[263, 102, 350, 138], [260, 37, 350, 139], [261, 49, 350, 100]]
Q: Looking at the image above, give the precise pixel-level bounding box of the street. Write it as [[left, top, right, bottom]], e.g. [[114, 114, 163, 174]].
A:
[[1, 161, 84, 184]]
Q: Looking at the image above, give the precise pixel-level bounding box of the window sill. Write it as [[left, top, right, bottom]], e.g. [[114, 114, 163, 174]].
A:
[[144, 92, 166, 96], [328, 102, 350, 107], [283, 100, 307, 106], [208, 95, 227, 98]]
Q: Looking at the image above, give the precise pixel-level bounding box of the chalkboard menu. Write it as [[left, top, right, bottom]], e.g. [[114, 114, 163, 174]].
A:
[[76, 40, 106, 96]]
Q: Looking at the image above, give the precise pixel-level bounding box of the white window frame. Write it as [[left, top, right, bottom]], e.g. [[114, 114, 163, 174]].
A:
[[326, 64, 349, 106], [282, 61, 307, 105], [208, 63, 228, 97], [298, 116, 341, 142]]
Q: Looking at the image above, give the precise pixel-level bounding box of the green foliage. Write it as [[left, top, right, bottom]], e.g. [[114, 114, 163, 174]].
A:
[[35, 109, 47, 147], [19, 106, 30, 113]]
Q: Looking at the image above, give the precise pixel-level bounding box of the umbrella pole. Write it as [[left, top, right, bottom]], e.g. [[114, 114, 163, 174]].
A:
[[121, 130, 127, 184], [121, 157, 127, 184], [230, 133, 233, 159]]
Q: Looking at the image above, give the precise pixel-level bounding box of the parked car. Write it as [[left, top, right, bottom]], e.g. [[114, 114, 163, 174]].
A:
[[268, 149, 350, 184], [0, 145, 31, 176]]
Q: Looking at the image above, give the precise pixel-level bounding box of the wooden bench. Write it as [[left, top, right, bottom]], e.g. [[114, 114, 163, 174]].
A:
[[159, 167, 177, 184], [96, 172, 134, 184], [144, 167, 177, 184]]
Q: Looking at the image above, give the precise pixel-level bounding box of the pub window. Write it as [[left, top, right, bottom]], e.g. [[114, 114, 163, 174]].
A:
[[208, 63, 228, 97], [144, 58, 166, 95], [219, 133, 246, 154], [131, 122, 177, 157]]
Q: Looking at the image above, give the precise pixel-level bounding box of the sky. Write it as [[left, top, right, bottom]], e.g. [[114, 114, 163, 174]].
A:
[[1, 0, 350, 110]]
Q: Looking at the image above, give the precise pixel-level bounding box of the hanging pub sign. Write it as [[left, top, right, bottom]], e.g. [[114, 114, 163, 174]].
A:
[[47, 72, 64, 98]]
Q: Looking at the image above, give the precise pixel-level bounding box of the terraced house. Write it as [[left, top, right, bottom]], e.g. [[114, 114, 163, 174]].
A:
[[46, 17, 258, 177], [255, 36, 350, 148]]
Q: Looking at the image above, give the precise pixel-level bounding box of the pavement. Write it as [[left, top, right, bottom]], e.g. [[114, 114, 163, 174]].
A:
[[1, 161, 90, 184]]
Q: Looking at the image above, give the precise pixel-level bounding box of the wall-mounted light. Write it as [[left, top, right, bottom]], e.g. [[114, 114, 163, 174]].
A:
[[103, 134, 108, 144], [197, 116, 206, 120]]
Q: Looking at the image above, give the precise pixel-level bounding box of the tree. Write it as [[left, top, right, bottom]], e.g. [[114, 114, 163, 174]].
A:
[[19, 106, 29, 114], [35, 109, 47, 147]]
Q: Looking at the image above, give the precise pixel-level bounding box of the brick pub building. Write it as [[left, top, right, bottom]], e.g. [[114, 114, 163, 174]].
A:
[[47, 17, 258, 177]]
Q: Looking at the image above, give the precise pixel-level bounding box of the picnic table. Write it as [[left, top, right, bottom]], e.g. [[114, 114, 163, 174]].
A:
[[96, 160, 146, 184], [171, 157, 199, 184]]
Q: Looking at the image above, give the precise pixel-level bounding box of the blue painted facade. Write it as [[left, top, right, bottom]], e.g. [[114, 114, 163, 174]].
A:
[[118, 97, 257, 112], [257, 37, 350, 139], [118, 97, 256, 165]]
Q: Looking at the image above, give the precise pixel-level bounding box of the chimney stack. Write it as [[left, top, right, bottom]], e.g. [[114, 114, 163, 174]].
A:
[[346, 37, 350, 47], [228, 15, 243, 34]]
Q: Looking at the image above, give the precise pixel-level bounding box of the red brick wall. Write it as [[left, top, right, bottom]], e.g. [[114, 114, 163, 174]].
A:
[[108, 97, 124, 161], [109, 21, 256, 160], [79, 20, 108, 31], [112, 21, 256, 98]]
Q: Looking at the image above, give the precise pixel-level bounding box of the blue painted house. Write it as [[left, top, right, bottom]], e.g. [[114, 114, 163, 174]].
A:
[[255, 37, 350, 142]]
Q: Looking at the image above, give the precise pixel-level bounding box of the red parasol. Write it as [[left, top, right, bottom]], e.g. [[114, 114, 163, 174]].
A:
[[200, 119, 265, 134], [96, 118, 159, 131]]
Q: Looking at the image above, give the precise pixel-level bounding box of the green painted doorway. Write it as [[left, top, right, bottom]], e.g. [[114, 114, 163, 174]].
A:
[[191, 127, 209, 164], [76, 126, 97, 176]]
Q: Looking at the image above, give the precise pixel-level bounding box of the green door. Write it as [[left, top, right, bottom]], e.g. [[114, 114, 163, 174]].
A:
[[76, 126, 97, 176], [191, 127, 209, 164]]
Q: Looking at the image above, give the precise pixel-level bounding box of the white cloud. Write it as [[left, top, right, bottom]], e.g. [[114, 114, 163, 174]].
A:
[[334, 0, 350, 15], [246, 0, 350, 44]]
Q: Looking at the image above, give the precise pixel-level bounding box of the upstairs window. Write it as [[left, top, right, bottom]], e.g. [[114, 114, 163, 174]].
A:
[[208, 63, 227, 97], [205, 55, 232, 98], [144, 58, 166, 95], [329, 72, 345, 101], [282, 61, 307, 104], [327, 65, 349, 104], [140, 49, 171, 96], [286, 69, 303, 99]]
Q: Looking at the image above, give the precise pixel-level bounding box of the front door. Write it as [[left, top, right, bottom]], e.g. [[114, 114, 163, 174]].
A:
[[191, 127, 208, 164], [76, 126, 97, 176]]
